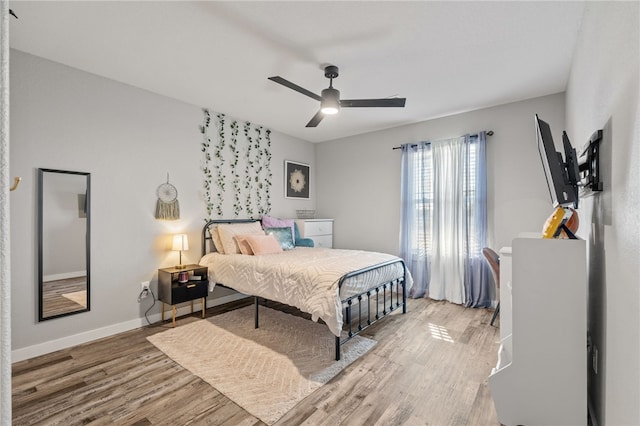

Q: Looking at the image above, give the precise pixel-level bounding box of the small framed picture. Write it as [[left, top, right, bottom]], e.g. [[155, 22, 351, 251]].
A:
[[284, 160, 310, 200]]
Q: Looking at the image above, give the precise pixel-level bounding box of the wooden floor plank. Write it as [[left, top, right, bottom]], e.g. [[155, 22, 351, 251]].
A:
[[12, 297, 500, 425]]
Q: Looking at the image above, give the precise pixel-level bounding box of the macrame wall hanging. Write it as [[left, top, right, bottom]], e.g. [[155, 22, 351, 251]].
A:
[[155, 174, 180, 220]]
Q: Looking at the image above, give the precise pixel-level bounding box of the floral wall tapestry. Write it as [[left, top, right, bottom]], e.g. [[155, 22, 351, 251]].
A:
[[200, 109, 272, 220]]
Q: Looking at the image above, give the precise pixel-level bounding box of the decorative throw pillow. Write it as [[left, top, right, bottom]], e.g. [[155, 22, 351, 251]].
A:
[[208, 224, 226, 254], [234, 235, 254, 255], [264, 227, 295, 250], [217, 222, 264, 254], [294, 222, 314, 247], [261, 215, 295, 244], [245, 234, 283, 255]]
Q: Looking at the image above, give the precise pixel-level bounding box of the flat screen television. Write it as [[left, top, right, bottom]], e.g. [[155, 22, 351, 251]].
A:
[[535, 114, 579, 208]]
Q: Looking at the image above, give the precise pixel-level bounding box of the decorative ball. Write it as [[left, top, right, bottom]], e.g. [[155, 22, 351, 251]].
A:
[[561, 209, 579, 238]]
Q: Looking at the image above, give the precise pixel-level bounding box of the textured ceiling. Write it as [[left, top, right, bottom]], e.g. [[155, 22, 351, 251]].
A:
[[9, 1, 585, 142]]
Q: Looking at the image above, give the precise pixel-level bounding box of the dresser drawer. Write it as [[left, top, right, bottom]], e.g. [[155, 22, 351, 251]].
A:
[[297, 219, 333, 237], [311, 235, 333, 248]]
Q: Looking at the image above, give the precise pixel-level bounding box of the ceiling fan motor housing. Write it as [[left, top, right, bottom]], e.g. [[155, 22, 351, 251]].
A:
[[321, 87, 340, 113], [321, 87, 340, 103]]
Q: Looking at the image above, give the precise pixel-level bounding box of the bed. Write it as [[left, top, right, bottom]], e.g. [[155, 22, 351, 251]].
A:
[[200, 219, 413, 360]]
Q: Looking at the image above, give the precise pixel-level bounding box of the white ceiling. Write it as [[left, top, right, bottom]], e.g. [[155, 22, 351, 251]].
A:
[[9, 1, 585, 143]]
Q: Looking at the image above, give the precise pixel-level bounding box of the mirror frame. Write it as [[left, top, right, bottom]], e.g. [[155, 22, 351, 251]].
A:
[[38, 168, 91, 321]]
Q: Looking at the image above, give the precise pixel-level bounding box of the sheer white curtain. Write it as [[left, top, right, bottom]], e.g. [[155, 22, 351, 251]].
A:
[[399, 133, 490, 307], [430, 137, 467, 303]]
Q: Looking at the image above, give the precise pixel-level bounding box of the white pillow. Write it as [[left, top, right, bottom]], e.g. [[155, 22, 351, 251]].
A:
[[208, 224, 226, 254], [217, 222, 264, 254]]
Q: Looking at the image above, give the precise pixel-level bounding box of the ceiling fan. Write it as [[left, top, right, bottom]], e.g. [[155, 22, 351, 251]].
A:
[[268, 65, 406, 128]]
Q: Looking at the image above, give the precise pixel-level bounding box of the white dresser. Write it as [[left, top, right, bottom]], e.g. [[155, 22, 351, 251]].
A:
[[295, 219, 333, 248], [488, 236, 586, 426]]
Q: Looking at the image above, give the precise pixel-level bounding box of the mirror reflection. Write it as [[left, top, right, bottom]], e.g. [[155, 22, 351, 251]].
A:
[[38, 168, 91, 321]]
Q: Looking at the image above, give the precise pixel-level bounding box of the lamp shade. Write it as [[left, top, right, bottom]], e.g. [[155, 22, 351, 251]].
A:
[[172, 234, 189, 251]]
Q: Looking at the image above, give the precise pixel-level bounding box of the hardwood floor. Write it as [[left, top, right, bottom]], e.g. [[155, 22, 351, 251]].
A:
[[12, 298, 500, 425]]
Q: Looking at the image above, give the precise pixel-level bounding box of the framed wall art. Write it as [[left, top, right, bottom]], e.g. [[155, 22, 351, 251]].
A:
[[284, 160, 310, 200]]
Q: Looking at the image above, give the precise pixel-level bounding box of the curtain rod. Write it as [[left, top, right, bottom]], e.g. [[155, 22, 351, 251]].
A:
[[391, 130, 494, 150]]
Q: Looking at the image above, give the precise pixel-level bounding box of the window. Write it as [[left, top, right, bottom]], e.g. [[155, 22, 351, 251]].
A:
[[409, 139, 481, 256]]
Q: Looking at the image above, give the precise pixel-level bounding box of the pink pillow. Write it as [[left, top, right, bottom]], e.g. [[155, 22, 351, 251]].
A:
[[217, 222, 264, 254], [245, 234, 283, 255], [234, 235, 254, 255], [261, 215, 295, 242]]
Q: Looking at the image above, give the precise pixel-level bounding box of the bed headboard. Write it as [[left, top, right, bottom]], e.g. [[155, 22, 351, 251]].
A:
[[202, 219, 260, 256]]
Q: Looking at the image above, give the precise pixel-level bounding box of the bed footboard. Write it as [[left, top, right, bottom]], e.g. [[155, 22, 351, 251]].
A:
[[335, 258, 408, 361], [252, 258, 408, 361]]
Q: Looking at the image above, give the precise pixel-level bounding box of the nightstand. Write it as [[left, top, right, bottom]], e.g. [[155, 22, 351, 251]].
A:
[[295, 219, 334, 248], [158, 264, 208, 327]]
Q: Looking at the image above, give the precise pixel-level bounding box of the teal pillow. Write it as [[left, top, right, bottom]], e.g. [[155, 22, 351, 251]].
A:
[[294, 222, 314, 247], [264, 227, 295, 250]]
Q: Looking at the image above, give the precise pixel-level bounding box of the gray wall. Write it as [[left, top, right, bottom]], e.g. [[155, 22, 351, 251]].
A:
[[316, 93, 566, 255], [10, 50, 315, 356], [565, 2, 640, 425]]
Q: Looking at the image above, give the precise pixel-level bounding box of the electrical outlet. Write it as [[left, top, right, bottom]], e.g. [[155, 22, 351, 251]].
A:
[[140, 281, 150, 299]]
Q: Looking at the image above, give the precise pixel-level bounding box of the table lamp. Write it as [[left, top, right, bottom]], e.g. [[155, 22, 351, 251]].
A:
[[172, 234, 189, 269]]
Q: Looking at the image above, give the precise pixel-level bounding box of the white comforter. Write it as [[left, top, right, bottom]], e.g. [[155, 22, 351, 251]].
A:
[[200, 247, 413, 336]]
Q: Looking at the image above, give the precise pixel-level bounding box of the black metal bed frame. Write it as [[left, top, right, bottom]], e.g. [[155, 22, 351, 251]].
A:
[[332, 258, 407, 360], [202, 219, 408, 360]]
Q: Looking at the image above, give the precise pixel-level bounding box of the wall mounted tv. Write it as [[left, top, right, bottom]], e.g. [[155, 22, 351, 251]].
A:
[[535, 114, 580, 208]]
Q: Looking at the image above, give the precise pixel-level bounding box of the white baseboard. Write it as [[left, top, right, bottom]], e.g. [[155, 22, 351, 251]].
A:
[[12, 293, 248, 363]]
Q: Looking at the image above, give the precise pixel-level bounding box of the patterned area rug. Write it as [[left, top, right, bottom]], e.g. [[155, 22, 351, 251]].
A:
[[147, 306, 376, 425], [61, 290, 86, 307]]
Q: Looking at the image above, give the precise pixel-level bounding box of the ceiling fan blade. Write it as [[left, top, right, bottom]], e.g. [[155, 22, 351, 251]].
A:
[[305, 110, 325, 128], [268, 76, 322, 102], [340, 98, 406, 108]]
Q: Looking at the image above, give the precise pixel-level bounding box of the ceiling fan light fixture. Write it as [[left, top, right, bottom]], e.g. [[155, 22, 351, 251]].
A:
[[321, 87, 340, 115], [321, 105, 339, 115]]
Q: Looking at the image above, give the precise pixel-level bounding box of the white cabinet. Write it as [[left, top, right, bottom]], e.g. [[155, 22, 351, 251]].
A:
[[488, 237, 587, 426], [498, 246, 512, 343], [295, 219, 333, 248]]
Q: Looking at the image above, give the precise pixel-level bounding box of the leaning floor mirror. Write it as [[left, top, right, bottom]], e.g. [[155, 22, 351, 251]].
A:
[[38, 168, 91, 321]]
